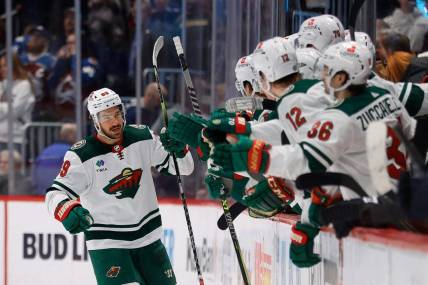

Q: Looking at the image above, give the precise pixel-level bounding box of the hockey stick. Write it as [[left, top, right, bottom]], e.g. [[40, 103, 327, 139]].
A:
[[173, 36, 251, 285], [348, 0, 367, 41], [218, 171, 369, 230], [153, 36, 205, 285], [295, 172, 368, 197]]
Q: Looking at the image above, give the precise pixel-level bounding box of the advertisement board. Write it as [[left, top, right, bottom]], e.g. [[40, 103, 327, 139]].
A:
[[1, 197, 428, 285]]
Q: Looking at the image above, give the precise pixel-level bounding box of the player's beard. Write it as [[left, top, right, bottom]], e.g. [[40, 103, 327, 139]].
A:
[[101, 123, 123, 140]]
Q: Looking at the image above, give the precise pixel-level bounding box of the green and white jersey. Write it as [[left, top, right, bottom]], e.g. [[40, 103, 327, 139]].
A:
[[266, 86, 416, 199], [251, 80, 335, 146], [45, 125, 194, 250], [368, 73, 428, 117]]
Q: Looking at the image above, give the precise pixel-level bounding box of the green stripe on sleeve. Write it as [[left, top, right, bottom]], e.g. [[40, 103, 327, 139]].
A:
[[398, 83, 409, 102], [85, 215, 162, 241], [405, 85, 424, 116], [52, 180, 79, 198], [299, 142, 333, 172]]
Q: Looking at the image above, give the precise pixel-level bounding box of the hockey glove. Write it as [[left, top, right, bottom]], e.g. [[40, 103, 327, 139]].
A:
[[309, 187, 342, 228], [55, 200, 93, 234], [242, 176, 295, 217], [205, 174, 226, 199], [205, 168, 249, 202], [212, 136, 270, 174], [160, 128, 188, 158], [290, 222, 321, 268], [210, 108, 237, 120], [207, 116, 251, 136], [168, 112, 207, 148]]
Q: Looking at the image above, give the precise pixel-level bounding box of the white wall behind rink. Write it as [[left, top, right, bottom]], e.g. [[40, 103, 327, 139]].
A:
[[1, 197, 428, 285]]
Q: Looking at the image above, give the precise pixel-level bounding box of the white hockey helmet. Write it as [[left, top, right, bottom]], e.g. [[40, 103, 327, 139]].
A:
[[298, 14, 345, 52], [344, 30, 375, 65], [319, 41, 372, 92], [296, 48, 322, 79], [283, 33, 300, 49], [234, 54, 261, 97], [87, 87, 126, 132], [252, 36, 298, 83]]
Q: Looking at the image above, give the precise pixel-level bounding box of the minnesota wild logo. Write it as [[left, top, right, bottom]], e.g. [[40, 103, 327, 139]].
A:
[[103, 167, 143, 199]]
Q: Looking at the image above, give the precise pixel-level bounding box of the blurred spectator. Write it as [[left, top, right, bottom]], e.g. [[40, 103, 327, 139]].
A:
[[148, 0, 181, 38], [408, 2, 428, 53], [128, 0, 154, 80], [15, 26, 56, 120], [384, 0, 421, 36], [49, 33, 102, 121], [376, 32, 415, 82], [87, 0, 129, 95], [49, 8, 75, 54], [32, 123, 76, 195], [0, 53, 35, 151], [0, 150, 33, 195], [377, 0, 399, 18], [127, 82, 163, 126]]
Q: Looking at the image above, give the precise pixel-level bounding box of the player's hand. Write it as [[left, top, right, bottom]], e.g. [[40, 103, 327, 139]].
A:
[[242, 176, 294, 217], [160, 127, 188, 158], [168, 112, 207, 148], [309, 187, 342, 227], [209, 108, 237, 119], [55, 200, 93, 234], [290, 222, 321, 268], [204, 174, 227, 199], [206, 116, 251, 136], [212, 136, 270, 174]]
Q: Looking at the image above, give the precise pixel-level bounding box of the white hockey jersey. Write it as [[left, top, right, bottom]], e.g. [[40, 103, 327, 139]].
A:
[[265, 85, 416, 199], [45, 125, 194, 250], [250, 80, 335, 146], [368, 73, 428, 117]]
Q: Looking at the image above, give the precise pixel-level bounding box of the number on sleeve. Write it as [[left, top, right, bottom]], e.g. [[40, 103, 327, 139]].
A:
[[59, 160, 71, 177], [307, 121, 334, 141], [285, 107, 307, 131], [386, 127, 407, 179]]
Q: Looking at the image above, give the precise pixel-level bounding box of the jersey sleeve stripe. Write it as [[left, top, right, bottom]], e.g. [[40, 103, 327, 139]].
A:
[[85, 214, 162, 241], [154, 154, 170, 171], [398, 83, 409, 102], [52, 181, 79, 199], [91, 208, 159, 229], [404, 85, 424, 116], [300, 142, 333, 172], [399, 83, 414, 109]]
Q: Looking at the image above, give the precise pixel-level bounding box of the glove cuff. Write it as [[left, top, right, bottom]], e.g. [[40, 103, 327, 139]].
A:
[[176, 145, 189, 158], [55, 200, 81, 222], [234, 116, 251, 135], [311, 187, 330, 205], [266, 176, 294, 202], [247, 140, 270, 173], [291, 224, 309, 245]]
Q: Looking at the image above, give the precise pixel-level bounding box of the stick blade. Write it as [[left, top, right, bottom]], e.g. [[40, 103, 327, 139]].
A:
[[366, 121, 394, 195], [173, 36, 184, 55], [152, 36, 164, 67], [217, 202, 247, 230]]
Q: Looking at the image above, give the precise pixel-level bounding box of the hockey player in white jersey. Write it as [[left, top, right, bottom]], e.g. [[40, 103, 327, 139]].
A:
[[297, 14, 345, 52], [235, 54, 262, 98], [212, 41, 416, 268], [45, 88, 193, 285]]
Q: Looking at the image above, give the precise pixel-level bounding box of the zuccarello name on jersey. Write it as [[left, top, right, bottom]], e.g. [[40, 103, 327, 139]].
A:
[[356, 96, 401, 131]]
